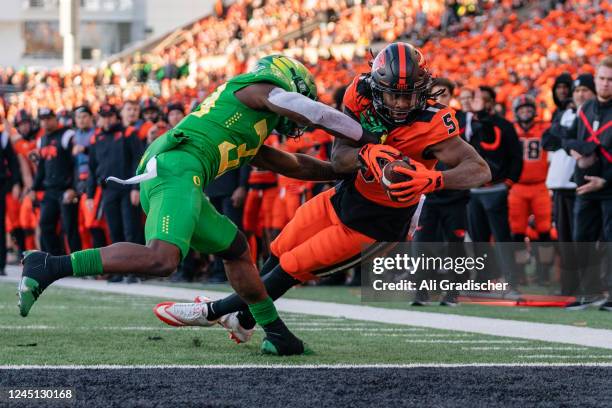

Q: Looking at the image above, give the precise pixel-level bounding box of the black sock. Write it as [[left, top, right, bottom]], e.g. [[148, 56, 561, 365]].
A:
[[207, 262, 299, 321], [260, 255, 279, 276], [24, 252, 73, 290]]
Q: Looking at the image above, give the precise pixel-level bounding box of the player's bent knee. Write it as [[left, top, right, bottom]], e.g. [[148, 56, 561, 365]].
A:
[[146, 240, 181, 276], [215, 230, 249, 261], [149, 257, 178, 277]]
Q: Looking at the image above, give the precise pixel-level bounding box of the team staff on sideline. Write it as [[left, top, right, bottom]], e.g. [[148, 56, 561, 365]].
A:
[[32, 108, 81, 255], [87, 104, 144, 246], [543, 73, 596, 295], [465, 86, 523, 288], [560, 57, 612, 311], [0, 121, 22, 275]]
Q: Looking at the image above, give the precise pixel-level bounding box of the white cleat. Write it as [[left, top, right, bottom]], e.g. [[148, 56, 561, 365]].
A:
[[218, 312, 255, 344], [194, 295, 254, 344], [153, 301, 218, 327]]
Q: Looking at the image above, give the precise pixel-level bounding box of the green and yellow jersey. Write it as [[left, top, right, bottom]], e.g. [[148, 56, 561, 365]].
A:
[[138, 56, 314, 185]]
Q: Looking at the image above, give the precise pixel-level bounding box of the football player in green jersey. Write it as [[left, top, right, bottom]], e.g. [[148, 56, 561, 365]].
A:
[[18, 55, 384, 356]]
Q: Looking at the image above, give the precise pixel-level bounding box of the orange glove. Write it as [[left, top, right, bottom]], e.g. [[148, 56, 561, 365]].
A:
[[387, 160, 444, 202], [358, 143, 403, 183]]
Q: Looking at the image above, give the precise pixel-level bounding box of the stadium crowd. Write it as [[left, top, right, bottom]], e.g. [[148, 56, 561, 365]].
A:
[[0, 0, 610, 307]]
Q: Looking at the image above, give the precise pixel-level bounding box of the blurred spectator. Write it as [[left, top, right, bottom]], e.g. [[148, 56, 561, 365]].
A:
[[141, 98, 161, 124], [165, 103, 185, 127], [121, 101, 141, 128], [550, 73, 574, 123], [147, 102, 185, 144]]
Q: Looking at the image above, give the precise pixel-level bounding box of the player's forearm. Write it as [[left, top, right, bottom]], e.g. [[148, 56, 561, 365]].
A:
[[283, 154, 339, 181], [441, 157, 491, 190], [252, 145, 339, 181], [330, 143, 361, 174]]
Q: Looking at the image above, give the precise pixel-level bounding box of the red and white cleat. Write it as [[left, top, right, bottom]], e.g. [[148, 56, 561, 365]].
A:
[[153, 301, 217, 327], [194, 295, 255, 344], [218, 312, 255, 344]]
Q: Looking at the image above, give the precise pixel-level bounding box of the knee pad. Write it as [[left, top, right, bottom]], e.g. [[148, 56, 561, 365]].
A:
[[215, 230, 248, 261]]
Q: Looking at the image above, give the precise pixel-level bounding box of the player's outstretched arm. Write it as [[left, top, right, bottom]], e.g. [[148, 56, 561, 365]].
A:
[[234, 83, 380, 144], [251, 144, 339, 181], [429, 137, 491, 190]]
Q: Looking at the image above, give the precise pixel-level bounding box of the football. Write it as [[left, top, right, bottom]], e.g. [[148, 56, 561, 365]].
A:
[[381, 159, 415, 187], [380, 159, 416, 202]]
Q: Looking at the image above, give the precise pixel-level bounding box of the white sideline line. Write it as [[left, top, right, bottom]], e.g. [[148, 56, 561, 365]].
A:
[[3, 270, 612, 350], [2, 363, 612, 370], [520, 355, 612, 359], [463, 347, 589, 351], [406, 340, 529, 344]]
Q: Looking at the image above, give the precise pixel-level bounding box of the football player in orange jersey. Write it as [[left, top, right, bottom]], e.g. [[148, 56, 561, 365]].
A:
[[154, 42, 491, 345], [508, 94, 554, 284]]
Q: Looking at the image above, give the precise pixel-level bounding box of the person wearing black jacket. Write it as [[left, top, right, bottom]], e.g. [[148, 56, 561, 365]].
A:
[[543, 73, 595, 296], [32, 108, 81, 255], [0, 127, 22, 274], [414, 78, 470, 305], [87, 104, 144, 247], [558, 57, 612, 310], [465, 86, 523, 288]]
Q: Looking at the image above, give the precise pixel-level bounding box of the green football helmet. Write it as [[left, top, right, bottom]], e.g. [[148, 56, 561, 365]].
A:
[[255, 55, 318, 137]]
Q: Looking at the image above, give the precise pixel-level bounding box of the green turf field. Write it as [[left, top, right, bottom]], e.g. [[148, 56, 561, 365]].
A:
[[2, 282, 612, 365]]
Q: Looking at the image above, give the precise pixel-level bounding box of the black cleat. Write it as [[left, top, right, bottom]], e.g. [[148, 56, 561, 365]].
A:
[[260, 318, 312, 356], [18, 251, 51, 317]]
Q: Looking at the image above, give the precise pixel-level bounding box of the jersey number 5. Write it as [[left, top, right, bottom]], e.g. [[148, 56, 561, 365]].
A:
[[442, 113, 457, 135]]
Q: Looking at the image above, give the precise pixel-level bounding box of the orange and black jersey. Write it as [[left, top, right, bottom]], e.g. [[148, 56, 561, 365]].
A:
[[32, 127, 75, 192], [332, 74, 460, 241], [87, 124, 145, 197], [14, 128, 44, 175], [514, 121, 549, 184]]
